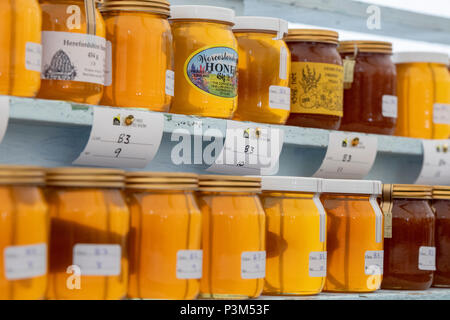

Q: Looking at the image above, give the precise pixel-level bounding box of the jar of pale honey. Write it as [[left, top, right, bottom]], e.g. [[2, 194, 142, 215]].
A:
[[260, 176, 326, 296], [37, 0, 106, 105], [321, 179, 383, 292], [169, 5, 238, 119], [232, 16, 291, 124], [45, 168, 129, 300], [0, 166, 48, 300], [432, 186, 450, 288], [125, 172, 202, 300], [284, 29, 343, 130], [99, 0, 173, 111], [197, 175, 265, 299], [0, 0, 42, 97]]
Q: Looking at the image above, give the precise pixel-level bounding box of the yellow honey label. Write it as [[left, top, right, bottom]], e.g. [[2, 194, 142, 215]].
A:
[[290, 62, 344, 116]]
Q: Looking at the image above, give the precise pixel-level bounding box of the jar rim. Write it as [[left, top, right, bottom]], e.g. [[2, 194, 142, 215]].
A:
[[99, 0, 170, 16], [126, 172, 198, 190], [169, 5, 235, 25], [321, 179, 381, 195], [386, 184, 433, 199], [232, 16, 288, 36], [198, 175, 261, 192], [338, 40, 392, 54], [393, 51, 449, 65], [432, 185, 450, 199], [0, 165, 45, 186], [46, 167, 125, 188], [284, 28, 339, 45], [260, 176, 321, 193]]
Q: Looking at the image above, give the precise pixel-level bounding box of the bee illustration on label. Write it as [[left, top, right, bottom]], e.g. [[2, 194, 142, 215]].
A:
[[44, 50, 77, 80], [113, 115, 120, 126]]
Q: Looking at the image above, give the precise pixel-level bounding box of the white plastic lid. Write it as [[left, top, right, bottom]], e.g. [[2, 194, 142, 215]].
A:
[[261, 176, 321, 193], [392, 51, 449, 65], [233, 16, 288, 39], [170, 5, 235, 24], [321, 179, 382, 195]]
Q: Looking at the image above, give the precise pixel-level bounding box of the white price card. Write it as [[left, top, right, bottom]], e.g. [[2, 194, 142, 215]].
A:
[[309, 251, 327, 278], [207, 120, 284, 175], [313, 132, 378, 179], [4, 243, 47, 280], [364, 250, 384, 275], [0, 96, 10, 144], [418, 246, 436, 271], [176, 250, 203, 279], [73, 244, 121, 276], [73, 107, 164, 168], [433, 103, 450, 125], [382, 95, 398, 118], [415, 139, 450, 185], [241, 251, 266, 279], [269, 85, 290, 111]]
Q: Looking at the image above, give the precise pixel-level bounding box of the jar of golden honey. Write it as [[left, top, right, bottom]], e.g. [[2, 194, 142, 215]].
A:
[[99, 0, 173, 111], [321, 179, 383, 292], [338, 41, 397, 135], [432, 186, 450, 287], [0, 166, 48, 300], [393, 52, 450, 139], [125, 172, 202, 300], [284, 29, 343, 130], [381, 184, 435, 290], [45, 168, 129, 300], [169, 5, 238, 119], [37, 0, 106, 104], [259, 176, 326, 296], [232, 16, 291, 124], [197, 175, 265, 299], [0, 0, 42, 97]]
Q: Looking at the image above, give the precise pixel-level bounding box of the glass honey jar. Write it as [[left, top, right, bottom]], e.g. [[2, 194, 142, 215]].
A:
[[45, 168, 129, 300], [432, 186, 450, 287], [125, 172, 202, 300], [169, 5, 238, 119], [259, 176, 326, 296], [0, 0, 42, 97], [381, 184, 435, 290], [232, 16, 291, 125], [37, 0, 106, 105], [197, 175, 265, 299], [0, 166, 48, 300], [99, 0, 173, 111], [321, 179, 383, 293], [284, 29, 343, 130]]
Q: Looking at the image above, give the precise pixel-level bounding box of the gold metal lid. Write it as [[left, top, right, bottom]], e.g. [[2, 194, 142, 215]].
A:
[[198, 175, 261, 193], [432, 185, 450, 200], [284, 29, 339, 44], [0, 165, 45, 185], [126, 172, 198, 190], [99, 0, 170, 16], [338, 40, 392, 54], [390, 184, 433, 199], [46, 167, 125, 188]]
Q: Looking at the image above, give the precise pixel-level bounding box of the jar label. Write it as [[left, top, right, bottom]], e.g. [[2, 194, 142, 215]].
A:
[[309, 251, 327, 277], [73, 244, 121, 276], [4, 243, 47, 280], [25, 42, 42, 72], [176, 250, 203, 279], [184, 46, 238, 98], [165, 70, 175, 97], [290, 62, 344, 116], [418, 246, 436, 271], [382, 95, 398, 118], [433, 103, 450, 124], [279, 46, 288, 80], [269, 85, 291, 110], [364, 250, 384, 275], [241, 251, 266, 279], [41, 31, 106, 85]]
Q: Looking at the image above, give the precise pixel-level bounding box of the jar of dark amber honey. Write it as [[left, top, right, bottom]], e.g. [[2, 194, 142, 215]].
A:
[[432, 186, 450, 287], [284, 29, 343, 130], [338, 41, 397, 135]]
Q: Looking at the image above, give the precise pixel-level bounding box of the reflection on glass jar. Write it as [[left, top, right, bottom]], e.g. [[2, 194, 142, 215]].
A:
[[432, 186, 450, 288]]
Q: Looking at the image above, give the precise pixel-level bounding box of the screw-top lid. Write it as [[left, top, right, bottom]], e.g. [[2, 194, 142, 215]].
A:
[[284, 29, 339, 45], [233, 16, 288, 39], [198, 175, 261, 193], [321, 179, 382, 195], [338, 40, 392, 54], [170, 5, 235, 24], [46, 167, 125, 188], [99, 0, 170, 16], [0, 165, 46, 185], [260, 176, 321, 193], [387, 184, 433, 199], [392, 52, 449, 65], [432, 185, 450, 200], [126, 172, 198, 190]]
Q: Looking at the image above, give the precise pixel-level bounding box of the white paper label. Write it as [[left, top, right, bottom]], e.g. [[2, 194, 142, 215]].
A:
[[207, 120, 284, 175], [25, 42, 42, 72], [309, 251, 327, 277], [241, 251, 266, 279], [370, 195, 383, 243], [269, 85, 290, 111], [279, 46, 288, 80], [415, 139, 450, 185], [313, 194, 326, 243], [176, 250, 203, 279], [365, 250, 384, 275], [165, 70, 175, 96], [73, 244, 121, 276], [313, 132, 378, 179], [418, 246, 436, 271], [41, 31, 106, 85], [104, 40, 112, 86], [433, 103, 450, 125], [73, 107, 164, 168], [0, 96, 10, 144], [382, 95, 398, 118], [4, 243, 47, 280]]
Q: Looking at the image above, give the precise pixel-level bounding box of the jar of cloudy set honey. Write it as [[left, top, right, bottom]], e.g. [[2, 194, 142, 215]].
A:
[[99, 0, 173, 111], [232, 16, 291, 124], [260, 176, 326, 296], [169, 5, 238, 119], [432, 186, 450, 287], [125, 172, 202, 300], [197, 175, 265, 299], [45, 168, 129, 300], [0, 166, 48, 300]]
